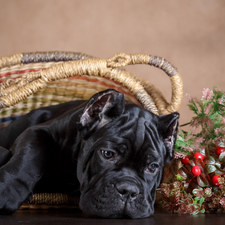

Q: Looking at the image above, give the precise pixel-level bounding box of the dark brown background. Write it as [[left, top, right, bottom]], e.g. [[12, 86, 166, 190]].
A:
[[0, 0, 225, 124]]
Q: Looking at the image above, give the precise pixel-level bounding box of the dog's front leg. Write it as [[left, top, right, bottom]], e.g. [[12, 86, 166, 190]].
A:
[[0, 126, 53, 214]]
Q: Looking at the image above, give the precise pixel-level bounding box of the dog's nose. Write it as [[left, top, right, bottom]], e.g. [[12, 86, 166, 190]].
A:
[[115, 181, 139, 199]]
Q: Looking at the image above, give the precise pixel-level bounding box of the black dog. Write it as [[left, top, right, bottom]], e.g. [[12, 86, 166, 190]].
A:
[[0, 89, 179, 218]]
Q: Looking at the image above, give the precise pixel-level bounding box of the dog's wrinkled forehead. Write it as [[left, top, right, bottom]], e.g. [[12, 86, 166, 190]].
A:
[[90, 103, 162, 153]]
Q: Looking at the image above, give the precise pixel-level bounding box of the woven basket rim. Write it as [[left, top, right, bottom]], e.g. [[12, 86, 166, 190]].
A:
[[0, 51, 183, 115]]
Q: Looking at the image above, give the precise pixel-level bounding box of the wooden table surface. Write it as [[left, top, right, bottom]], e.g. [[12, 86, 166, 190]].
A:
[[0, 207, 224, 225]]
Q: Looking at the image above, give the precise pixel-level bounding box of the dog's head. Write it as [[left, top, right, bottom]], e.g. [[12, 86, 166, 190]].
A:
[[76, 89, 179, 218]]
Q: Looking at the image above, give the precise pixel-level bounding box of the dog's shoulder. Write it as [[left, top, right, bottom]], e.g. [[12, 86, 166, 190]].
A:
[[0, 100, 86, 149]]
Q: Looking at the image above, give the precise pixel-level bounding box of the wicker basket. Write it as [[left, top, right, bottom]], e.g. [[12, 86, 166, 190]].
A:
[[0, 51, 183, 209]]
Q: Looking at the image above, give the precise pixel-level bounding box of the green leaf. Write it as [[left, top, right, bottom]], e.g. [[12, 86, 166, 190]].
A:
[[206, 164, 217, 174], [178, 168, 188, 179], [200, 148, 206, 156], [219, 151, 225, 163], [204, 156, 215, 165], [200, 208, 206, 213], [192, 188, 202, 195], [175, 140, 186, 147], [194, 197, 200, 202], [176, 174, 186, 181], [197, 175, 209, 187], [192, 210, 200, 215], [215, 162, 221, 168], [199, 197, 205, 205]]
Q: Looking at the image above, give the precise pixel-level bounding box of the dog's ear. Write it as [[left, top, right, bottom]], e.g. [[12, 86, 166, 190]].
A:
[[158, 112, 179, 165], [77, 89, 125, 138]]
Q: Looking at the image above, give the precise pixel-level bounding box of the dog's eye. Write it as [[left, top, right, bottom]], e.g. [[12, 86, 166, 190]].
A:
[[146, 163, 158, 173], [101, 150, 114, 160]]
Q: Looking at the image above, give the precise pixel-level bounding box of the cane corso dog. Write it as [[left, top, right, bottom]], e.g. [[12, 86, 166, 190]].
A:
[[0, 89, 179, 218]]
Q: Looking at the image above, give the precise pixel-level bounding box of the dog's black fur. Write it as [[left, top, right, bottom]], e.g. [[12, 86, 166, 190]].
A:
[[0, 89, 179, 218]]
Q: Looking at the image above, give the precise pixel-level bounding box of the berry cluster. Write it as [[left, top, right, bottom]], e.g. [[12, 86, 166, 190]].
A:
[[180, 147, 225, 188]]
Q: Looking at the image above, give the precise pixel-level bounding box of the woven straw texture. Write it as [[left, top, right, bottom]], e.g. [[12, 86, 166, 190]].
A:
[[0, 51, 183, 209]]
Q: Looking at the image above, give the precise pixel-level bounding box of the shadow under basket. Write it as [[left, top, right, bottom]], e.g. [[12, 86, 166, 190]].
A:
[[0, 51, 183, 209]]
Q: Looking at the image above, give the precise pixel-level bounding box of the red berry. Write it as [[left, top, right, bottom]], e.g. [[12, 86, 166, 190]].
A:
[[216, 146, 225, 156], [191, 166, 201, 176], [212, 175, 220, 186], [193, 152, 204, 161], [181, 155, 190, 165]]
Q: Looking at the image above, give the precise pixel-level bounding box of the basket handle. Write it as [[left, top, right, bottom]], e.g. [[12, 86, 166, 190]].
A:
[[107, 53, 183, 115], [0, 52, 183, 115]]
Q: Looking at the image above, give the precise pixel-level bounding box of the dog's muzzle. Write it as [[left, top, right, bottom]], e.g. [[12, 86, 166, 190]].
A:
[[79, 175, 153, 219]]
